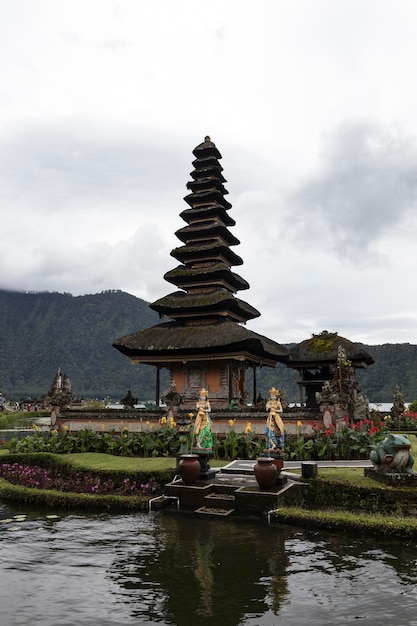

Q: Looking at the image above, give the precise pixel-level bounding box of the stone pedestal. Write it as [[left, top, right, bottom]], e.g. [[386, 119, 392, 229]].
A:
[[301, 462, 318, 479], [191, 448, 216, 480], [364, 467, 417, 485]]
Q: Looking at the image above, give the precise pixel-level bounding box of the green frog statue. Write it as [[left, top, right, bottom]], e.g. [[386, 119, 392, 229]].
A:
[[370, 433, 415, 473]]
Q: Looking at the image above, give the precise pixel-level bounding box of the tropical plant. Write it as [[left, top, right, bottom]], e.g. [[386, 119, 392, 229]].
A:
[[284, 418, 387, 461], [384, 410, 417, 431]]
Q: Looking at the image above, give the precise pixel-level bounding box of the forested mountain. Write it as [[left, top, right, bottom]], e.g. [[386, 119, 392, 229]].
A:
[[0, 289, 164, 401], [356, 343, 417, 403], [0, 289, 416, 403]]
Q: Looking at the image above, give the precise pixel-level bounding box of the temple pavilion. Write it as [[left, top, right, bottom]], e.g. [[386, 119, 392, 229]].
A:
[[113, 137, 289, 409], [287, 331, 374, 409]]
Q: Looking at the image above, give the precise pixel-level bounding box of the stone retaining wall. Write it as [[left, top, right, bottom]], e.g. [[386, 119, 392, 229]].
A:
[[55, 408, 320, 436]]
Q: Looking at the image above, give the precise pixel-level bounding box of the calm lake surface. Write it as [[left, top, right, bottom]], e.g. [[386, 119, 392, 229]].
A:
[[1, 501, 417, 626]]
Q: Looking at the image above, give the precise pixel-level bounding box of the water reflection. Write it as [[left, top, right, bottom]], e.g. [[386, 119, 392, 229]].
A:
[[109, 514, 289, 625], [1, 501, 417, 626]]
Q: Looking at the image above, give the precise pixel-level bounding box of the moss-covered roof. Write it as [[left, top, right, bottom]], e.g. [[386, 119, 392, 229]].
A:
[[179, 204, 235, 227], [192, 137, 222, 159], [186, 176, 228, 195], [163, 264, 249, 291], [190, 165, 226, 182], [287, 331, 374, 368], [113, 319, 289, 366], [184, 189, 232, 210], [171, 241, 243, 266], [175, 221, 240, 246], [150, 289, 260, 322]]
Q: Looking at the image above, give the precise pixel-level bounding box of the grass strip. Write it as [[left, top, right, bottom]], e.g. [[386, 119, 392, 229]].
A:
[[271, 506, 417, 538]]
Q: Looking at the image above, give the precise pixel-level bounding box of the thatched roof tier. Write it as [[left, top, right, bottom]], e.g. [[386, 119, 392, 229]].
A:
[[170, 241, 244, 266], [192, 137, 222, 159], [190, 165, 226, 183], [150, 289, 260, 323], [191, 155, 224, 169], [174, 221, 240, 246], [179, 205, 235, 227], [186, 177, 229, 195], [113, 319, 289, 367], [287, 332, 374, 369], [183, 189, 232, 210], [163, 264, 249, 292]]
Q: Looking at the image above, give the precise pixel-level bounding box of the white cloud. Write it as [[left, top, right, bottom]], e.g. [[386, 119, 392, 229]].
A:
[[288, 121, 417, 261], [2, 0, 417, 345]]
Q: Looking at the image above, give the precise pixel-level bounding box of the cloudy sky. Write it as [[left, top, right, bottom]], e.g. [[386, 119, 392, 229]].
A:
[[2, 0, 417, 346]]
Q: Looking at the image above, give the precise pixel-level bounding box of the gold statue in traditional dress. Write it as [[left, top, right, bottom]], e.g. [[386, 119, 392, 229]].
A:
[[265, 387, 284, 450], [194, 388, 213, 450]]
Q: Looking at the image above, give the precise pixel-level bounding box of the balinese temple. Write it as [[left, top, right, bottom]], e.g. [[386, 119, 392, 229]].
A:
[[113, 137, 289, 409], [286, 331, 374, 409], [48, 367, 73, 398]]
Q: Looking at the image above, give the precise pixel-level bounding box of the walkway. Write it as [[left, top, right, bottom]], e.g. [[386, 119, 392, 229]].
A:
[[222, 459, 372, 475]]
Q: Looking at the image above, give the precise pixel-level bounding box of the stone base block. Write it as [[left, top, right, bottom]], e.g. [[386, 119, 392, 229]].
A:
[[364, 467, 417, 485]]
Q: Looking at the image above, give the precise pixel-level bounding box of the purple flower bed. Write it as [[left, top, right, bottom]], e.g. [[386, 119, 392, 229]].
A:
[[0, 463, 160, 496]]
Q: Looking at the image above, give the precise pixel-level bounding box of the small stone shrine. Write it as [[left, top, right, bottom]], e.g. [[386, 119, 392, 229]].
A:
[[287, 331, 374, 420], [48, 367, 74, 406], [113, 137, 289, 409]]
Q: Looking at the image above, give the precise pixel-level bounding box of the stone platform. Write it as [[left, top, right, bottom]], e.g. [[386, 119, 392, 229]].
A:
[[151, 461, 309, 518], [364, 467, 417, 485]]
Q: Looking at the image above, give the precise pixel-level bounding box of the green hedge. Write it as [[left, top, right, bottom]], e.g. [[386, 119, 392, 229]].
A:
[[0, 479, 152, 512], [0, 453, 176, 511], [306, 477, 417, 516]]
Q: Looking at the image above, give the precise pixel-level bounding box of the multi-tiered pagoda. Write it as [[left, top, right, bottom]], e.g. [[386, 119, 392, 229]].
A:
[[113, 137, 289, 408]]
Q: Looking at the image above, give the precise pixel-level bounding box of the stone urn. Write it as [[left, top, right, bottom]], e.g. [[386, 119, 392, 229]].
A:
[[254, 457, 277, 490], [178, 454, 201, 485]]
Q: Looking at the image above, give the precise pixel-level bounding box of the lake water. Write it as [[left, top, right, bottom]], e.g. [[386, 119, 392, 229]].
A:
[[1, 502, 417, 626]]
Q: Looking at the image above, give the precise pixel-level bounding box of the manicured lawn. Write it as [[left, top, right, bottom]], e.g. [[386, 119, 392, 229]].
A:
[[315, 467, 391, 488], [64, 453, 228, 471], [0, 449, 228, 468], [64, 453, 176, 472]]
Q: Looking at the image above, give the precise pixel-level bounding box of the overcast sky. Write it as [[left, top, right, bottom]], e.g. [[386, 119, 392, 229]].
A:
[[2, 0, 417, 346]]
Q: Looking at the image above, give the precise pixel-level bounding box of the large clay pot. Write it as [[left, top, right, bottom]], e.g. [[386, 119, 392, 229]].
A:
[[254, 457, 277, 490], [178, 454, 201, 485]]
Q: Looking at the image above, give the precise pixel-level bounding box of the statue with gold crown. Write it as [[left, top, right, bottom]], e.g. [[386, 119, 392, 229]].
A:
[[265, 387, 285, 450], [193, 388, 213, 450]]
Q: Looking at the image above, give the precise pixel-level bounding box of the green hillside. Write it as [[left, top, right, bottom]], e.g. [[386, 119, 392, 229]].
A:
[[356, 343, 417, 403], [0, 289, 164, 401], [0, 289, 415, 404]]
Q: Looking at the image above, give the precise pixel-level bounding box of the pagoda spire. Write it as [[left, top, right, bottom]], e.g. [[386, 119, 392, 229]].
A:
[[150, 137, 260, 325]]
